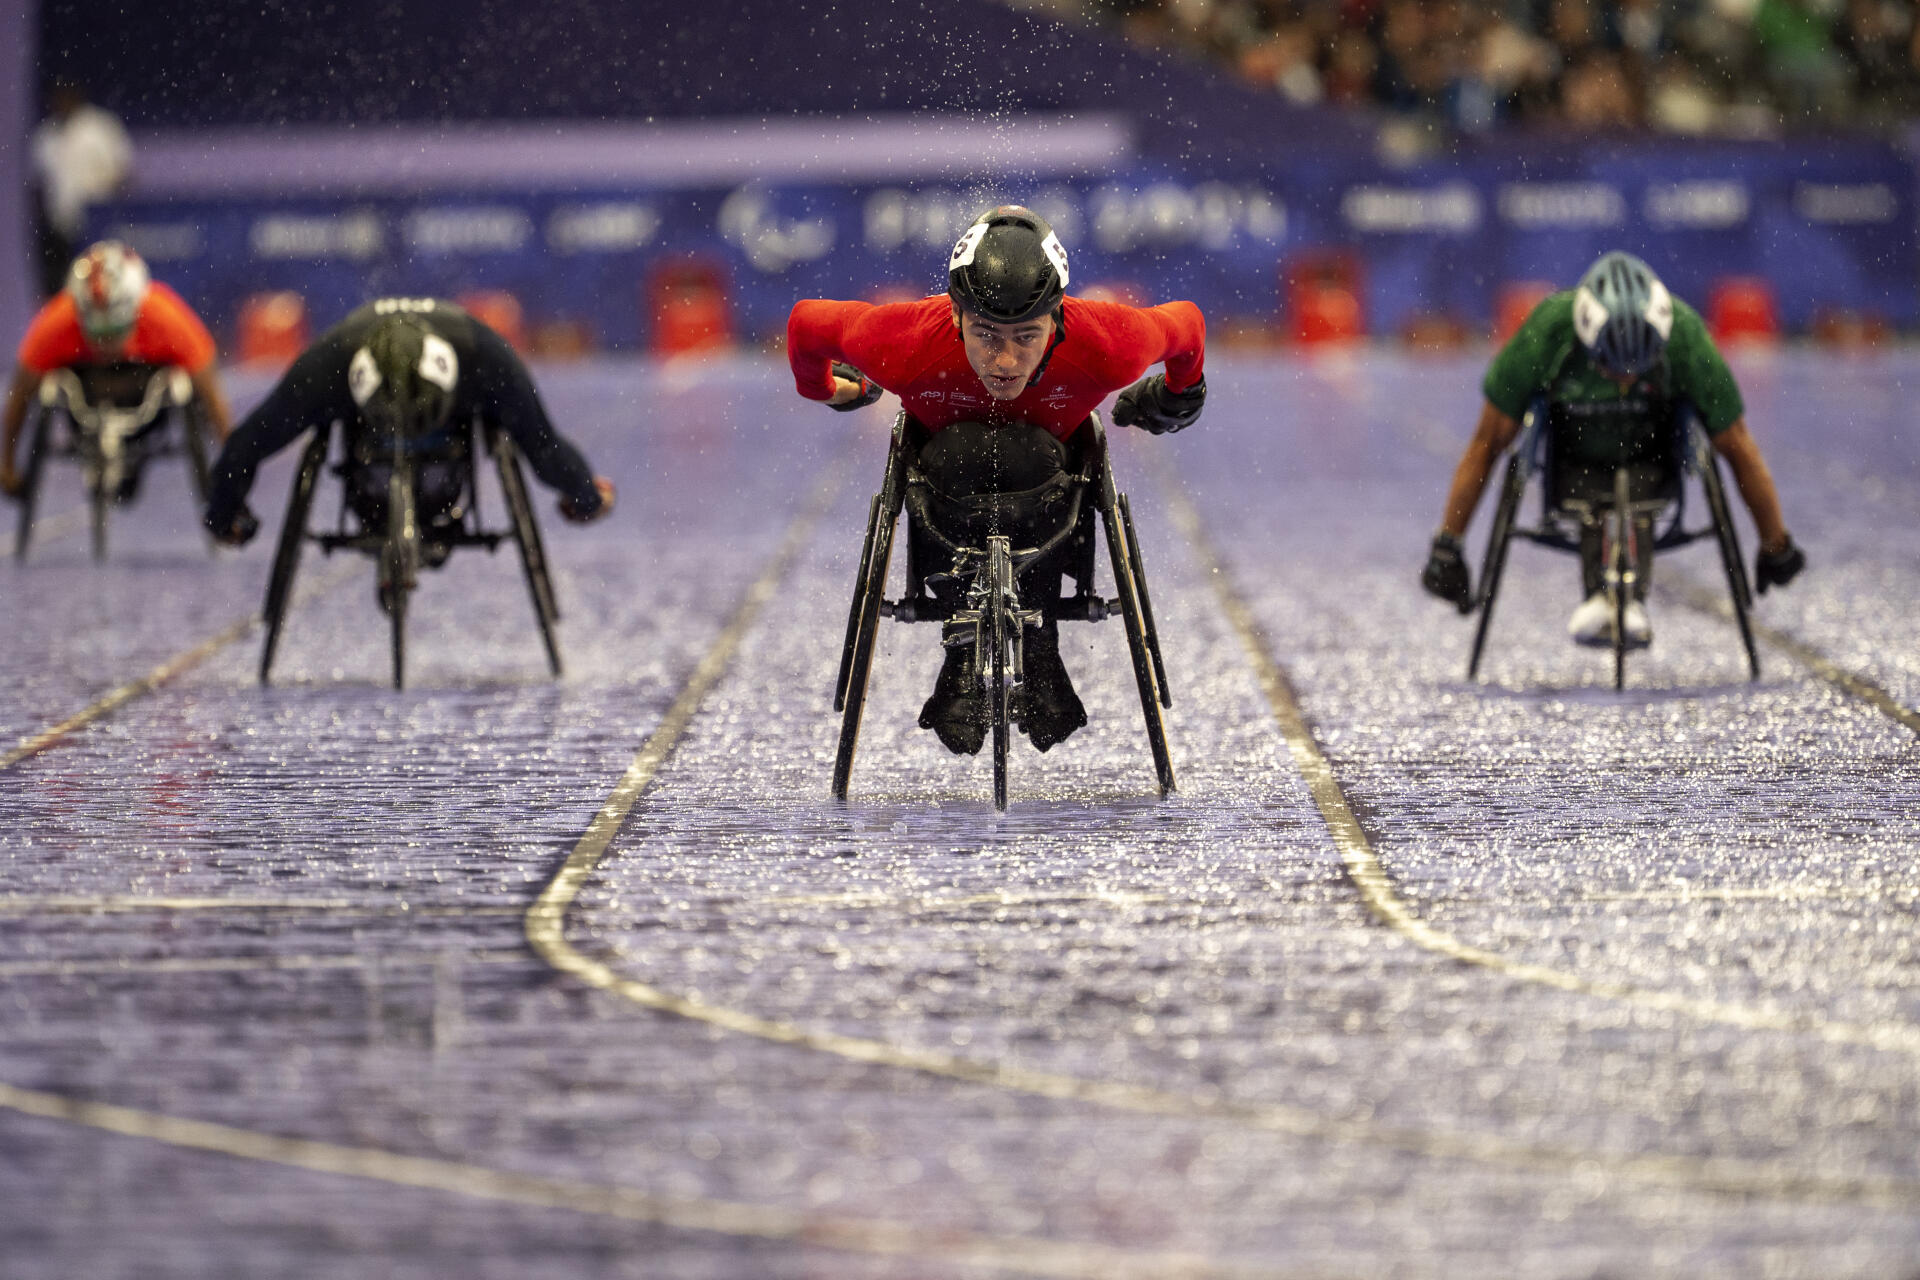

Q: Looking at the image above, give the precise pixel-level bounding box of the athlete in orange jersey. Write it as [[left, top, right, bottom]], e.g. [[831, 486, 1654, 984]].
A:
[[1, 242, 233, 498]]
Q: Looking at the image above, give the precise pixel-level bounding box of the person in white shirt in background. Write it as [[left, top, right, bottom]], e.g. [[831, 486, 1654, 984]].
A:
[[31, 80, 132, 297]]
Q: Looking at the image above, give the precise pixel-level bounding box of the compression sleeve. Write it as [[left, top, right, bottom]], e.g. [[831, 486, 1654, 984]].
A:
[[204, 342, 345, 526], [469, 323, 601, 514], [786, 299, 874, 401]]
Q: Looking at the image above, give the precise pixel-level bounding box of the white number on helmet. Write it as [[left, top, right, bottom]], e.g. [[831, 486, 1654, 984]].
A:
[[347, 347, 382, 406], [418, 334, 458, 393], [949, 222, 990, 272], [1643, 279, 1674, 340], [373, 297, 439, 315], [1040, 230, 1069, 288], [1572, 286, 1608, 349]]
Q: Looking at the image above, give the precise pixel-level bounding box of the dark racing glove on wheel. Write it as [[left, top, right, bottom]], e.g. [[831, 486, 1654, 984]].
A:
[[207, 504, 259, 547], [827, 362, 884, 413], [1112, 374, 1205, 435], [559, 477, 617, 525], [1421, 531, 1473, 613], [1755, 535, 1805, 594]]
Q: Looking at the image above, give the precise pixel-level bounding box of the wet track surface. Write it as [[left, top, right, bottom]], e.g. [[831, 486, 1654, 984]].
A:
[[2, 350, 1917, 1278]]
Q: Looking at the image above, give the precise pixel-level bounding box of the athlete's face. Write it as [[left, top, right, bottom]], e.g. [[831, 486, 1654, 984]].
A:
[[952, 305, 1054, 401]]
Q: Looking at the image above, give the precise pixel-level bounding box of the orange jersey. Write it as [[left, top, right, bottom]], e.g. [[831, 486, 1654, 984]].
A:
[[16, 282, 218, 376]]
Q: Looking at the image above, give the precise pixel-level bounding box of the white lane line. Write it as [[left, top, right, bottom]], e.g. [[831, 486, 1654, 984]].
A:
[[0, 895, 524, 917], [1164, 483, 1920, 1062], [0, 504, 88, 558], [524, 446, 1919, 1209], [1670, 579, 1920, 737], [0, 1079, 1271, 1280], [0, 560, 359, 772], [0, 949, 533, 979]]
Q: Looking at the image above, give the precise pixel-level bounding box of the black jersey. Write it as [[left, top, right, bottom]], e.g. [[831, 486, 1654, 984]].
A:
[[207, 299, 600, 527]]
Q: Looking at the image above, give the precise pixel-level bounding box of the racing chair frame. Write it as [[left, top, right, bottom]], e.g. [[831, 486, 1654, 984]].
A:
[[833, 411, 1173, 809], [15, 362, 213, 561], [1467, 399, 1758, 690], [257, 416, 562, 689]]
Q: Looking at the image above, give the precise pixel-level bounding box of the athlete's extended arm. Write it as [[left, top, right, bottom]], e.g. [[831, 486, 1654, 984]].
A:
[[1709, 420, 1786, 551], [787, 300, 880, 405], [0, 366, 37, 497], [1711, 418, 1805, 591], [189, 368, 233, 444], [469, 326, 610, 522], [1439, 400, 1522, 539], [1421, 399, 1522, 610], [1108, 301, 1207, 433], [204, 351, 336, 539]]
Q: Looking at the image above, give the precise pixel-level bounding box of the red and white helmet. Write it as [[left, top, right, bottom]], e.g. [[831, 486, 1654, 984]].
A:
[[66, 240, 151, 346]]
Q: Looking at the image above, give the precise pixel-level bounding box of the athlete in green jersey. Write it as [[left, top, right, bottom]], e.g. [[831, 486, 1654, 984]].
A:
[[1421, 251, 1805, 647]]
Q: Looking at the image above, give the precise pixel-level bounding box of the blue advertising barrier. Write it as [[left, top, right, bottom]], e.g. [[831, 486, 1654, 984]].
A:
[[93, 139, 1915, 351]]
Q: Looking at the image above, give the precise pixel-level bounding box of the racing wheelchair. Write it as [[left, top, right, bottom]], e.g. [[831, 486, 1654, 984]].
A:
[[14, 362, 214, 560], [257, 414, 562, 690], [1467, 400, 1759, 690], [833, 411, 1174, 810]]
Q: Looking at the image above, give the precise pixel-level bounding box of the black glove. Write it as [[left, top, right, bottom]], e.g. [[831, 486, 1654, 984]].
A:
[[1421, 531, 1472, 613], [1112, 374, 1205, 435], [828, 362, 884, 413], [1755, 536, 1805, 594], [207, 504, 259, 547]]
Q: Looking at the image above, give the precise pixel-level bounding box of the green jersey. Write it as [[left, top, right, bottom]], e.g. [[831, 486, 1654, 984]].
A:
[[1482, 291, 1744, 466]]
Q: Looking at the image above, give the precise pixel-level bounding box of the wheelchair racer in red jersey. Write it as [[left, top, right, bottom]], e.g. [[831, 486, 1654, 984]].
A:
[[0, 241, 233, 500], [788, 204, 1206, 755]]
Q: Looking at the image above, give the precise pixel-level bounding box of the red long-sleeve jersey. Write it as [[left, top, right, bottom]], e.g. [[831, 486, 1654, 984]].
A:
[[787, 294, 1205, 440]]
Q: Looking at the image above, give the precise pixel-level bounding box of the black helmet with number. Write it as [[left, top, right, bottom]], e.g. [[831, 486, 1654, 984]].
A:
[[947, 205, 1070, 325], [346, 312, 460, 439], [1573, 251, 1674, 379]]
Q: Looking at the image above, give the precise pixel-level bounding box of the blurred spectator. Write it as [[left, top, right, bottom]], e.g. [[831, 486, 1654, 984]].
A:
[[1076, 0, 1920, 135], [30, 80, 132, 298]]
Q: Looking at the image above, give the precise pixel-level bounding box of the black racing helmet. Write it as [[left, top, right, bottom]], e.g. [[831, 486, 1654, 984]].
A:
[[346, 312, 460, 439], [1573, 251, 1674, 379], [947, 205, 1070, 325]]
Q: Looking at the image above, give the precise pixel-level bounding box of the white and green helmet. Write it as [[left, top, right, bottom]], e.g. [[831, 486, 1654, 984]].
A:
[[1572, 251, 1674, 378]]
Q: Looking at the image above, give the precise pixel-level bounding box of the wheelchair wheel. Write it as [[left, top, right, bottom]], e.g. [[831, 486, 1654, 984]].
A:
[[1118, 493, 1171, 708], [1467, 452, 1528, 680], [494, 434, 563, 677], [260, 428, 330, 685], [987, 536, 1013, 812], [384, 460, 419, 690], [1101, 473, 1175, 798], [86, 432, 110, 562], [13, 409, 52, 561], [1699, 449, 1761, 681], [1610, 467, 1631, 691], [833, 430, 908, 802]]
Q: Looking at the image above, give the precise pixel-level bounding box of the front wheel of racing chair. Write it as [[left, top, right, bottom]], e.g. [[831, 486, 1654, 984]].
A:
[[489, 428, 563, 678], [259, 426, 333, 684], [831, 414, 912, 803], [382, 455, 420, 690], [12, 404, 54, 561]]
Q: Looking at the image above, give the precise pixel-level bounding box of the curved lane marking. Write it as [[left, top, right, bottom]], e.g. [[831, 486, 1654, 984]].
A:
[[1671, 580, 1920, 737], [0, 560, 358, 772], [0, 1079, 1258, 1280], [525, 449, 1920, 1209], [1163, 484, 1920, 1063]]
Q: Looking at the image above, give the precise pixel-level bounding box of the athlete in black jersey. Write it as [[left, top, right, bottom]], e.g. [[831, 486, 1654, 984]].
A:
[[204, 298, 613, 544]]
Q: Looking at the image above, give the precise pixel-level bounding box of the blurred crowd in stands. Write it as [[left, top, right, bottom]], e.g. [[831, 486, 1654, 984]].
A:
[[1080, 0, 1920, 135]]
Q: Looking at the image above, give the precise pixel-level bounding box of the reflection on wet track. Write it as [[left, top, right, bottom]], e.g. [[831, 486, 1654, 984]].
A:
[[3, 352, 1917, 1278]]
